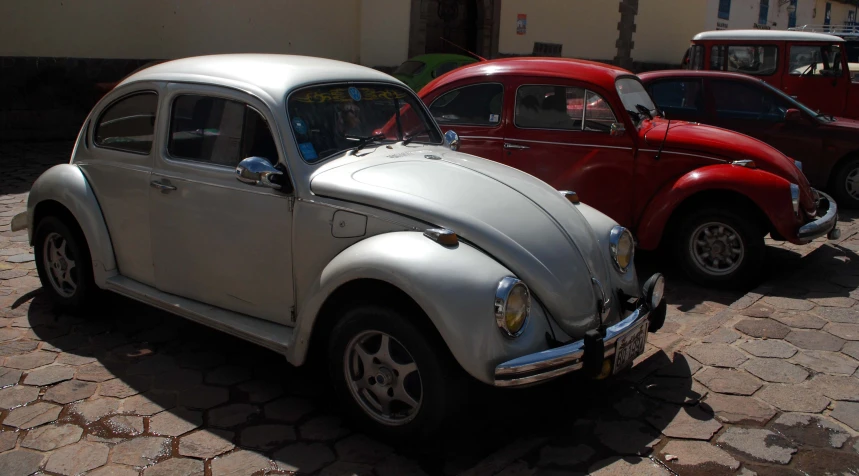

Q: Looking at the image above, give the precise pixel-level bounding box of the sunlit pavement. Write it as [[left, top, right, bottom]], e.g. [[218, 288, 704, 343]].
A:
[[0, 141, 858, 475]]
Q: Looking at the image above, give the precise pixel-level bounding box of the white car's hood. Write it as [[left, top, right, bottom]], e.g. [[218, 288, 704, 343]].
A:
[[310, 145, 617, 337]]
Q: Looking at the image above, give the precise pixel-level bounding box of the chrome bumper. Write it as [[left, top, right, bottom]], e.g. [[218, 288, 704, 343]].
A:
[[494, 302, 660, 387], [798, 190, 838, 242]]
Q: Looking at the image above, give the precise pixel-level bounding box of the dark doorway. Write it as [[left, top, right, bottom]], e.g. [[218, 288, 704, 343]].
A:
[[408, 0, 500, 59]]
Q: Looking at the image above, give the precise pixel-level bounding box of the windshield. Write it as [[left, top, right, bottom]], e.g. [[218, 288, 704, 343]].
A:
[[615, 77, 658, 126], [757, 79, 834, 121], [394, 61, 426, 76], [287, 83, 443, 163]]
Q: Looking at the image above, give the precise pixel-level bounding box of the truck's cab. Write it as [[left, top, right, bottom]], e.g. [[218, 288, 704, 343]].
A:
[[686, 30, 859, 119]]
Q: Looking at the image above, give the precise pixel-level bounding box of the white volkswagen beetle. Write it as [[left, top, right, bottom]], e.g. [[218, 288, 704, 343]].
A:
[[14, 55, 665, 437]]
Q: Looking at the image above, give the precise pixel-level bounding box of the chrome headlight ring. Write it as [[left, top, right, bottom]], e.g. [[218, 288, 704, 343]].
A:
[[609, 226, 635, 273], [494, 277, 531, 338], [790, 183, 800, 216]]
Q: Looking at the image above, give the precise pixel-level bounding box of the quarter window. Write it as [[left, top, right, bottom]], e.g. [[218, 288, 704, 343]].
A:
[[789, 45, 843, 77], [94, 92, 158, 154], [168, 95, 278, 167], [430, 83, 504, 126], [515, 85, 616, 132], [726, 46, 779, 76]]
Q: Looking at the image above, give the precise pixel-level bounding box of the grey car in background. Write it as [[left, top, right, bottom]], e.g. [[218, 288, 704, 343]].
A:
[[14, 54, 666, 438]]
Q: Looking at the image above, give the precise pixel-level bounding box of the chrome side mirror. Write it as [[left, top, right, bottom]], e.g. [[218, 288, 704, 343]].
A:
[[444, 130, 460, 151], [610, 123, 626, 137], [236, 157, 282, 190]]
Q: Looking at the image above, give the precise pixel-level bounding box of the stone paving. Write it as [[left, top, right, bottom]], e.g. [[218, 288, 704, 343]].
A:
[[0, 141, 858, 475]]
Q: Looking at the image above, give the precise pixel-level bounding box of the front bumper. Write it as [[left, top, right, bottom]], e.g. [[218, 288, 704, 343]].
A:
[[493, 298, 666, 387], [798, 190, 839, 242]]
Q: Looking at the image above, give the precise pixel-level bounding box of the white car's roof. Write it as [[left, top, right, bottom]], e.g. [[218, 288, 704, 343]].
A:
[[119, 54, 401, 102], [693, 29, 845, 42]]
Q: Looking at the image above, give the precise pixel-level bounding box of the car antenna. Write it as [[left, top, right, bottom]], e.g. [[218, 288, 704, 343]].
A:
[[439, 37, 487, 61], [655, 114, 670, 161]]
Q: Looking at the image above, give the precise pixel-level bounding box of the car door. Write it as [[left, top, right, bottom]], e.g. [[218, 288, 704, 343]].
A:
[[80, 86, 161, 286], [427, 81, 512, 168], [783, 43, 850, 116], [502, 78, 636, 226], [707, 78, 822, 171], [149, 83, 294, 325], [645, 78, 706, 123]]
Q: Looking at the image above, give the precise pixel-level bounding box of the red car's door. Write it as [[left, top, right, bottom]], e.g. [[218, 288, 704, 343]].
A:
[[782, 42, 851, 117], [425, 80, 515, 169], [705, 78, 822, 178], [501, 77, 636, 227]]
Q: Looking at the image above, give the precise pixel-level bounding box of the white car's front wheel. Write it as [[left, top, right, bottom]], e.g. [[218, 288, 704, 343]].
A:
[[34, 216, 97, 312], [328, 304, 458, 439]]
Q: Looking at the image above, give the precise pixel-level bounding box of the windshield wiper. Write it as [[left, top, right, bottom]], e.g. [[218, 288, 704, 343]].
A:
[[626, 109, 642, 122], [402, 128, 431, 145], [635, 104, 654, 120], [345, 133, 387, 151]]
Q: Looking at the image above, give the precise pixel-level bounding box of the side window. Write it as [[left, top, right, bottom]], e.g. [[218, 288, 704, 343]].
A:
[[649, 80, 704, 115], [433, 62, 459, 78], [515, 85, 615, 132], [711, 80, 788, 122], [94, 92, 158, 154], [430, 83, 503, 126], [168, 95, 278, 167], [726, 45, 778, 76], [711, 46, 726, 70], [688, 45, 705, 70], [789, 45, 843, 77]]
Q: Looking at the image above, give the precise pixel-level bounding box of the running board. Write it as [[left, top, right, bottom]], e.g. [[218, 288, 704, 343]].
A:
[[104, 276, 293, 355]]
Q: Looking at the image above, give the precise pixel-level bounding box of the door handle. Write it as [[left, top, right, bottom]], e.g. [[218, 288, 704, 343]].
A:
[[150, 180, 177, 192], [504, 143, 530, 150]]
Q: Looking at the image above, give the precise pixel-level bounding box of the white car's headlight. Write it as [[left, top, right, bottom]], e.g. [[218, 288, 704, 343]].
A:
[[790, 183, 800, 216], [609, 226, 635, 273], [494, 277, 531, 337]]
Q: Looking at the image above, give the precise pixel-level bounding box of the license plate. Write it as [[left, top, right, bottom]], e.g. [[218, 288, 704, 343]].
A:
[[613, 321, 648, 374]]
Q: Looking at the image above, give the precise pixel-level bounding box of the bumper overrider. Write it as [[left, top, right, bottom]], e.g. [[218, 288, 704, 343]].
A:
[[494, 273, 667, 387], [798, 190, 839, 242]]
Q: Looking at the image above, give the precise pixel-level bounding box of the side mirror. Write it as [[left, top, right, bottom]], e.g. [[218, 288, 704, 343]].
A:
[[610, 123, 626, 137], [444, 130, 461, 151], [784, 108, 802, 123], [236, 156, 283, 190]]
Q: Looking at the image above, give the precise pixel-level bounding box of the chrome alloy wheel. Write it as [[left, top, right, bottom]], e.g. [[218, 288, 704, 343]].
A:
[[689, 222, 744, 277], [42, 232, 78, 298], [845, 167, 859, 200], [344, 330, 422, 426]]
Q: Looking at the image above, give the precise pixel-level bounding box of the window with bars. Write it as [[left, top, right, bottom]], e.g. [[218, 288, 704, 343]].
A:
[[759, 0, 769, 25], [718, 0, 732, 20]]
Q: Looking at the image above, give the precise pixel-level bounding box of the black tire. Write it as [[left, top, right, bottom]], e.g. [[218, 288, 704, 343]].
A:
[[33, 216, 98, 312], [673, 207, 765, 290], [327, 304, 458, 440], [831, 156, 859, 209]]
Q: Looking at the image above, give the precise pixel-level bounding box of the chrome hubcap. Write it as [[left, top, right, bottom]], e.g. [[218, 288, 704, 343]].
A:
[[344, 330, 422, 426], [690, 222, 744, 276], [845, 167, 859, 200], [43, 232, 77, 298]]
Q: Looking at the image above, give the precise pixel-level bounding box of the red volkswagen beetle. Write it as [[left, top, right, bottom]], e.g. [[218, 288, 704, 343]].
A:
[[419, 58, 839, 288]]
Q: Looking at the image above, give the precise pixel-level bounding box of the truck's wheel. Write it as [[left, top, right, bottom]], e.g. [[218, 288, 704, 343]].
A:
[[328, 304, 457, 440], [34, 216, 97, 312], [674, 207, 765, 290], [832, 156, 859, 209]]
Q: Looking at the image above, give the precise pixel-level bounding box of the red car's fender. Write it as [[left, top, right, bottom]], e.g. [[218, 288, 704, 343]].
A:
[[635, 164, 799, 250]]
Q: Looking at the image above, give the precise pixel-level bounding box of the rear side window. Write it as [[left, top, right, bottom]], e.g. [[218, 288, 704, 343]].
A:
[[649, 80, 704, 115], [430, 83, 503, 126], [168, 95, 278, 167], [94, 93, 158, 154], [726, 45, 778, 76], [515, 85, 616, 132]]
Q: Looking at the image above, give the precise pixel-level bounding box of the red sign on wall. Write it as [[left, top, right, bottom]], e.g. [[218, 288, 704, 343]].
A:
[[517, 14, 527, 35]]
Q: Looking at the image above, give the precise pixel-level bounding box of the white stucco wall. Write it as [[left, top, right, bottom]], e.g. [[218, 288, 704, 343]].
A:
[[497, 0, 620, 61], [359, 0, 411, 67], [0, 0, 363, 62], [634, 0, 710, 64]]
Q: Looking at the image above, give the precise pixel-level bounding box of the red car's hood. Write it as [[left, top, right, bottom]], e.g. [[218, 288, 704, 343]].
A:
[[641, 119, 813, 205], [825, 116, 859, 132]]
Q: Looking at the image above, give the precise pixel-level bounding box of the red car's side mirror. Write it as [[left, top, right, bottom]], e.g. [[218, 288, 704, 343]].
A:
[[785, 108, 802, 122]]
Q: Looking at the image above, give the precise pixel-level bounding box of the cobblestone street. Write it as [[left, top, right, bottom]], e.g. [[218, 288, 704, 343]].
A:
[[0, 141, 858, 475]]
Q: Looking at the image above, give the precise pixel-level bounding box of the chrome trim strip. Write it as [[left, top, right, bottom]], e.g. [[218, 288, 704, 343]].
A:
[[638, 148, 727, 163], [150, 172, 293, 199], [798, 190, 838, 241], [461, 136, 504, 140], [494, 306, 650, 386], [504, 139, 632, 150]]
